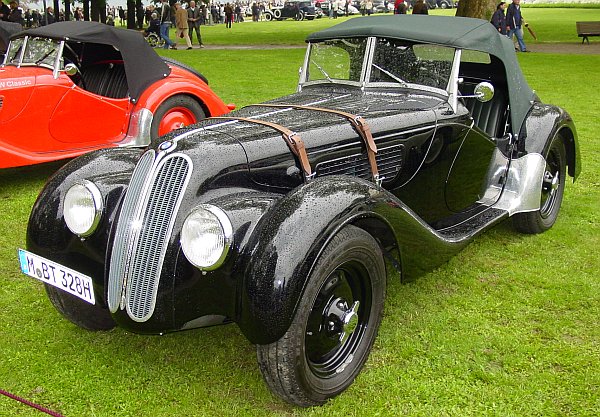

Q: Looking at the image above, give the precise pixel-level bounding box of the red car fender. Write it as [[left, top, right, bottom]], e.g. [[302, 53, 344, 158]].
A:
[[135, 66, 233, 117]]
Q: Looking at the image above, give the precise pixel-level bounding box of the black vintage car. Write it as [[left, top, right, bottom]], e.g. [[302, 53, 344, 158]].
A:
[[265, 0, 318, 21], [20, 16, 580, 407]]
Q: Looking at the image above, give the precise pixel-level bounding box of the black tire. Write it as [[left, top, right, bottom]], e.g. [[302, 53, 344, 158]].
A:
[[150, 95, 206, 139], [513, 134, 567, 234], [296, 11, 305, 21], [257, 225, 386, 406], [265, 12, 273, 21], [273, 9, 281, 19], [45, 285, 116, 331]]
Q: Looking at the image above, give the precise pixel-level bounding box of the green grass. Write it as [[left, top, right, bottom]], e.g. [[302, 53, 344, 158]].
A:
[[1, 13, 600, 417], [177, 8, 600, 46]]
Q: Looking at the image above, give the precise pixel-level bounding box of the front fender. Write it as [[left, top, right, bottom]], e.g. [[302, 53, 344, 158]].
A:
[[234, 175, 412, 345], [26, 148, 143, 307]]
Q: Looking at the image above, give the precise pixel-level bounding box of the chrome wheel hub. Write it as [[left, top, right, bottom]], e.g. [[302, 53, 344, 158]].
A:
[[325, 297, 360, 344]]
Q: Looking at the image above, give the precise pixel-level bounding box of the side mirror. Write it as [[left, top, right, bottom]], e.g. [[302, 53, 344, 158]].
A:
[[63, 63, 79, 76], [474, 82, 495, 102]]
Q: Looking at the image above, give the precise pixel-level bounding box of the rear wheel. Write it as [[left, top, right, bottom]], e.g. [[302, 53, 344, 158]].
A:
[[265, 12, 273, 21], [45, 285, 116, 331], [150, 95, 206, 138], [257, 225, 386, 406], [513, 134, 567, 234]]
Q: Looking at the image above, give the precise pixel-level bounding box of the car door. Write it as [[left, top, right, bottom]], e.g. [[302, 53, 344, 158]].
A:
[[48, 72, 130, 145]]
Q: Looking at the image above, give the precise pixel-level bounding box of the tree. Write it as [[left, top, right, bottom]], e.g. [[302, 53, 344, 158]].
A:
[[455, 0, 496, 21]]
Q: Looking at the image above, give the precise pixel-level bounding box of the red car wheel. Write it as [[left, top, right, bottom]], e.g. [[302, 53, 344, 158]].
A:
[[151, 95, 206, 138]]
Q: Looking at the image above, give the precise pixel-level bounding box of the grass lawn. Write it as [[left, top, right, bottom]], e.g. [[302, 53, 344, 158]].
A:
[[1, 12, 599, 417], [182, 8, 600, 46]]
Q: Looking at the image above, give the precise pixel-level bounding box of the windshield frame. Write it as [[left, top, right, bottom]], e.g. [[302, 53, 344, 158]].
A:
[[3, 36, 66, 78], [299, 36, 459, 99]]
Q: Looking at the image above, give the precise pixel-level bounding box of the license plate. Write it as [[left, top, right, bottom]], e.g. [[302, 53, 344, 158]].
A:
[[18, 249, 95, 305]]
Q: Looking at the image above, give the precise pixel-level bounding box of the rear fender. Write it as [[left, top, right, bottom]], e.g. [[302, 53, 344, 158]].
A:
[[521, 103, 580, 180]]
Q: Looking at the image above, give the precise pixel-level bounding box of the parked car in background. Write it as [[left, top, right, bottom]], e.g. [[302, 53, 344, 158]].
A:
[[20, 15, 579, 407], [265, 0, 319, 20], [0, 21, 233, 169]]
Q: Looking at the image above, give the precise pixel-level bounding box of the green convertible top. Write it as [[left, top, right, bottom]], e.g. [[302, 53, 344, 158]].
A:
[[307, 15, 537, 136]]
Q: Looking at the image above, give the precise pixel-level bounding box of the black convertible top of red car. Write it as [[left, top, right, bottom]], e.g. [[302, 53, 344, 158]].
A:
[[12, 21, 171, 100]]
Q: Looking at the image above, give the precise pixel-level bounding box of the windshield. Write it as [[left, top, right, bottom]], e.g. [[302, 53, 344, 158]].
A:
[[306, 38, 368, 84], [370, 38, 454, 90], [5, 37, 61, 69]]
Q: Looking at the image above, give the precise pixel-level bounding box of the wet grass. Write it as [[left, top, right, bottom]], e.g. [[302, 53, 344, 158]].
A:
[[1, 13, 599, 417]]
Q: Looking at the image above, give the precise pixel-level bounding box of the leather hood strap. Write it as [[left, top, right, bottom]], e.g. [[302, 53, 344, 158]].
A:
[[209, 116, 313, 181]]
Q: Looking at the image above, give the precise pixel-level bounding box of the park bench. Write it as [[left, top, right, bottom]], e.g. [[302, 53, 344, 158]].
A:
[[576, 21, 600, 44]]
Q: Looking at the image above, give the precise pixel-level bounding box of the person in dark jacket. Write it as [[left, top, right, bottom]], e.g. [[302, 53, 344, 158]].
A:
[[506, 0, 528, 52], [491, 2, 507, 35], [7, 1, 23, 26], [412, 0, 428, 15]]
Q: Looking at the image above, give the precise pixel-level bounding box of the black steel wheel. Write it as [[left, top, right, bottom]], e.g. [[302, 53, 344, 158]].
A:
[[257, 225, 386, 406], [513, 133, 567, 234], [45, 285, 116, 331]]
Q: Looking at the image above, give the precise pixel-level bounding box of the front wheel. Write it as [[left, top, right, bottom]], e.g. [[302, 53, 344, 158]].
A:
[[150, 95, 206, 139], [257, 225, 386, 406], [513, 133, 567, 234]]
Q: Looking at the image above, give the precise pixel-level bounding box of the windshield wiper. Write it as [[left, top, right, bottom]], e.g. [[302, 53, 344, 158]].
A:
[[372, 63, 408, 87], [311, 60, 333, 83]]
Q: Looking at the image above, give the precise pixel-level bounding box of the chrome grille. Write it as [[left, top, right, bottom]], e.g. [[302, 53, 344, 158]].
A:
[[316, 144, 404, 182], [107, 150, 155, 313], [108, 151, 192, 322]]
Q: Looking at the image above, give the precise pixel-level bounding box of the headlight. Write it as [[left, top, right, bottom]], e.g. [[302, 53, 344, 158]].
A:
[[181, 204, 233, 270], [63, 181, 103, 237]]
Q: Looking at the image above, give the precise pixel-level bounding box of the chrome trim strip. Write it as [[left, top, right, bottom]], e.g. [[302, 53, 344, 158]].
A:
[[107, 150, 156, 313]]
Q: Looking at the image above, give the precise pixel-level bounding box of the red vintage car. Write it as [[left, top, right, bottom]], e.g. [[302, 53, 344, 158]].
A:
[[0, 21, 233, 169]]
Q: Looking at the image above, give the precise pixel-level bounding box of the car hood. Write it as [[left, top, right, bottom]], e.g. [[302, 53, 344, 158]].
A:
[[176, 86, 444, 189]]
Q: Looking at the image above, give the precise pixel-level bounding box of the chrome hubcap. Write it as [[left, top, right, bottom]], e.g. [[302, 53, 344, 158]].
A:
[[325, 297, 360, 344]]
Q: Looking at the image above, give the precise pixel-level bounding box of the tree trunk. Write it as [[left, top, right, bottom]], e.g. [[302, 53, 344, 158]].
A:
[[127, 0, 136, 29], [90, 0, 107, 22], [456, 0, 496, 21]]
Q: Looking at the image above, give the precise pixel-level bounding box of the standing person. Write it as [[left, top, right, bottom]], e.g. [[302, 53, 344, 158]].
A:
[[41, 6, 54, 25], [159, 0, 177, 50], [506, 0, 528, 52], [187, 1, 204, 48], [0, 0, 9, 21], [365, 0, 373, 16], [491, 2, 507, 35], [7, 1, 22, 26], [174, 2, 192, 49], [412, 0, 428, 14], [394, 0, 407, 14], [224, 3, 233, 28]]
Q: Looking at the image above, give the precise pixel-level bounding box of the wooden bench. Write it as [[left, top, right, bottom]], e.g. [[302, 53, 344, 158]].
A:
[[576, 21, 600, 44]]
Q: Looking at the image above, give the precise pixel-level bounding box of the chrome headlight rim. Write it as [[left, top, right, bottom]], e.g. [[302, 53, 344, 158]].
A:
[[181, 204, 233, 271], [63, 180, 103, 238]]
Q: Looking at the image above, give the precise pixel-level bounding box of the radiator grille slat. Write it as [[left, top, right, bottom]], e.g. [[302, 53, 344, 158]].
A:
[[107, 150, 155, 313], [108, 151, 192, 322]]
